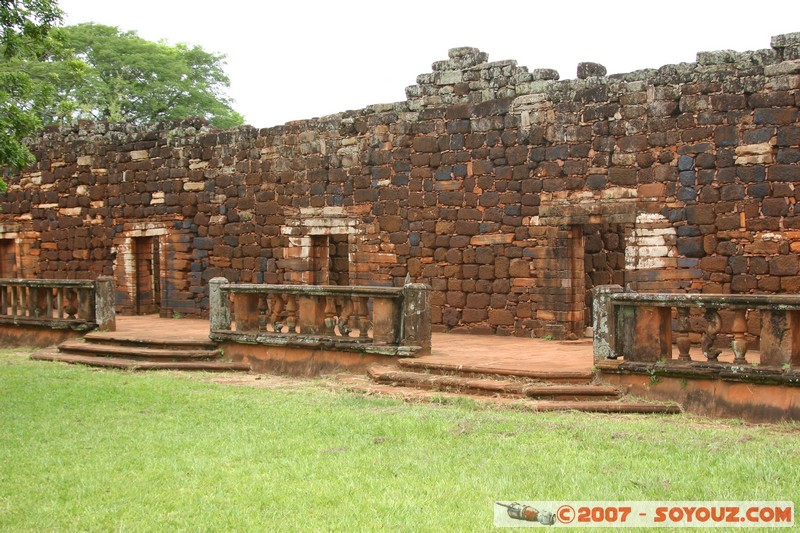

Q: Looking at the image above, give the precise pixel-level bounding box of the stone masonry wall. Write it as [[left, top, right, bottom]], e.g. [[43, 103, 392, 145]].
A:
[[3, 33, 800, 338]]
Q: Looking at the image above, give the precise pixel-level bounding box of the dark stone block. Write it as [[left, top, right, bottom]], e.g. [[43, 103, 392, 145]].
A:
[[769, 255, 799, 276], [679, 171, 696, 186], [668, 208, 686, 222], [687, 205, 716, 225], [754, 108, 798, 125], [716, 149, 735, 168], [777, 125, 800, 147], [736, 166, 766, 183], [577, 62, 607, 79], [777, 149, 800, 164], [676, 187, 696, 201], [617, 135, 648, 153], [762, 198, 789, 217], [747, 183, 771, 198], [728, 256, 747, 274], [677, 225, 701, 237], [731, 274, 757, 292], [545, 144, 569, 160], [473, 97, 513, 117], [768, 165, 800, 182], [677, 236, 705, 258], [748, 91, 794, 108], [743, 127, 775, 144], [194, 237, 215, 250], [608, 167, 637, 186], [713, 125, 738, 146]]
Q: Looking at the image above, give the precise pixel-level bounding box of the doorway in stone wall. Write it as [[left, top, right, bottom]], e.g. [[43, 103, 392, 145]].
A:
[[329, 234, 350, 285], [0, 239, 17, 278], [309, 234, 350, 285], [133, 236, 160, 314], [582, 223, 627, 329]]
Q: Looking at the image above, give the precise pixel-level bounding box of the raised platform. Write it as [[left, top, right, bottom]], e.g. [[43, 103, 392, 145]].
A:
[[30, 315, 800, 420]]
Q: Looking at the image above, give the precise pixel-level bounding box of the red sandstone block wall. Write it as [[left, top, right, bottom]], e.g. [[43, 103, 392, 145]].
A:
[[2, 35, 800, 338]]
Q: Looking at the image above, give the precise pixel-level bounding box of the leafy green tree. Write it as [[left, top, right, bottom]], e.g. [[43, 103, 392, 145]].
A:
[[0, 0, 63, 175], [51, 23, 243, 128]]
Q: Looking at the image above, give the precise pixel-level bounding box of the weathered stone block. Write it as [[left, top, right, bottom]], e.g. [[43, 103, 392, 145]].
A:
[[576, 62, 607, 79], [488, 308, 515, 326], [769, 254, 799, 275]]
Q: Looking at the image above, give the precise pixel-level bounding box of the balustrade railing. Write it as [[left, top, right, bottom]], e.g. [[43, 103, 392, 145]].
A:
[[0, 277, 116, 331], [209, 278, 431, 355], [593, 285, 800, 368]]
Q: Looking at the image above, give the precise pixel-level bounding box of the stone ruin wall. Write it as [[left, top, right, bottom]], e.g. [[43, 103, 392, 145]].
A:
[[3, 32, 800, 338]]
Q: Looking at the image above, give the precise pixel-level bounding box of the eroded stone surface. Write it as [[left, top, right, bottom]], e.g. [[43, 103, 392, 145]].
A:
[[3, 33, 800, 339]]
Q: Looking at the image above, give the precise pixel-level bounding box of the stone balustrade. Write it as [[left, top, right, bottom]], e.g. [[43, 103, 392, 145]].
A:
[[209, 278, 431, 356], [0, 277, 116, 331], [593, 285, 800, 368]]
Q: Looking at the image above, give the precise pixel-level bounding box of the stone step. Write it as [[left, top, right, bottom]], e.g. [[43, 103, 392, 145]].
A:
[[398, 358, 594, 384], [82, 331, 218, 351], [31, 350, 250, 372], [58, 340, 221, 361], [368, 366, 622, 401], [338, 374, 681, 414]]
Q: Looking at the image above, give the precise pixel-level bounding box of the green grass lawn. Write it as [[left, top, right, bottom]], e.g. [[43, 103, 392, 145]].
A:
[[1, 347, 798, 532]]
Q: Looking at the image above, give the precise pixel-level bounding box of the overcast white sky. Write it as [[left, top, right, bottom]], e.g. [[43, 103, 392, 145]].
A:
[[60, 1, 800, 129]]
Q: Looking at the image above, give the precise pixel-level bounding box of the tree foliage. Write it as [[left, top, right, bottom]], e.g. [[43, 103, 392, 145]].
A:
[[50, 23, 243, 128], [2, 10, 243, 175], [0, 0, 63, 174]]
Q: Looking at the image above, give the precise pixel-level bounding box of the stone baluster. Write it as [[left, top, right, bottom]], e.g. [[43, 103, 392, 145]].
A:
[[35, 287, 48, 318], [731, 309, 748, 364], [45, 287, 55, 319], [676, 306, 692, 362], [17, 285, 27, 317], [77, 287, 94, 320], [268, 293, 285, 333], [0, 284, 7, 316], [28, 286, 39, 317], [56, 286, 64, 319], [285, 294, 298, 334], [63, 288, 78, 319], [258, 295, 268, 331], [701, 308, 722, 360], [357, 297, 370, 339], [323, 296, 337, 336], [337, 296, 352, 336]]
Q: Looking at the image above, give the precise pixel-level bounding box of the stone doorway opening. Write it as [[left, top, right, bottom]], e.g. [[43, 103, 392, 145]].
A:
[[281, 207, 361, 286], [310, 234, 350, 286], [0, 239, 17, 278], [292, 234, 352, 286], [582, 223, 628, 330], [112, 222, 171, 316], [133, 236, 161, 315]]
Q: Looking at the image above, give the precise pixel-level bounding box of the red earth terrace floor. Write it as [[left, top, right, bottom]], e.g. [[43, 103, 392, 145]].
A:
[[100, 315, 597, 373], [96, 316, 756, 372]]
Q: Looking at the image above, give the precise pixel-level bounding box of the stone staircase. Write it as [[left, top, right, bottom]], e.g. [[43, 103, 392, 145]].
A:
[[32, 331, 250, 372], [339, 358, 681, 414]]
